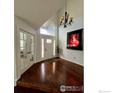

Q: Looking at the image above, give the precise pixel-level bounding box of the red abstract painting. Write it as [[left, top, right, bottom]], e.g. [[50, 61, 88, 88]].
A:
[[69, 34, 79, 47]]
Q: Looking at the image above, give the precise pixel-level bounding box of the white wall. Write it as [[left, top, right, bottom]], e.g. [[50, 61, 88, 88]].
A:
[[58, 0, 84, 66], [14, 16, 37, 85], [41, 16, 58, 36]]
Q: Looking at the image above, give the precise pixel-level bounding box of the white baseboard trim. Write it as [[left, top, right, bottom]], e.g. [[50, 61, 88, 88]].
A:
[[14, 79, 17, 86], [36, 57, 58, 63], [14, 62, 34, 86], [60, 57, 83, 66], [14, 75, 21, 86]]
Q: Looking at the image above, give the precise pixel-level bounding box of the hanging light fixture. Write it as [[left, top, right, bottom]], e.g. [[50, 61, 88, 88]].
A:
[[59, 0, 73, 28]]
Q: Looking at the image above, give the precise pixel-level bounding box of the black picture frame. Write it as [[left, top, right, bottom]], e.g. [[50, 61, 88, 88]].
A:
[[67, 28, 83, 50]]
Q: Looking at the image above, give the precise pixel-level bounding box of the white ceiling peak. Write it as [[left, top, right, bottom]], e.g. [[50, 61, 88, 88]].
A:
[[15, 0, 64, 30]]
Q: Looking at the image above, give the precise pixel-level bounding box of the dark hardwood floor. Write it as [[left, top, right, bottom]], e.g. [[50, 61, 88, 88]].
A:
[[14, 86, 47, 93], [15, 58, 83, 93]]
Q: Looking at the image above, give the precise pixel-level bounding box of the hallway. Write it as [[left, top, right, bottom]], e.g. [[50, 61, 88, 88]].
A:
[[16, 58, 83, 93]]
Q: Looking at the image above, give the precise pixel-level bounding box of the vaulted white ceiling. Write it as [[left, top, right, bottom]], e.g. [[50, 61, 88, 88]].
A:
[[15, 0, 64, 29]]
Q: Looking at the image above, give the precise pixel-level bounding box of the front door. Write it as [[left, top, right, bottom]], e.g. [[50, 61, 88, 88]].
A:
[[41, 35, 56, 60]]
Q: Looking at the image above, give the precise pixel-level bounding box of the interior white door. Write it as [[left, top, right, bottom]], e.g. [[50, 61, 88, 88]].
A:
[[19, 31, 34, 74], [45, 38, 53, 59]]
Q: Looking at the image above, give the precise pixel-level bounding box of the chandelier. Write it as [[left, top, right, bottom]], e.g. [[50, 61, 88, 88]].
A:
[[59, 0, 73, 28]]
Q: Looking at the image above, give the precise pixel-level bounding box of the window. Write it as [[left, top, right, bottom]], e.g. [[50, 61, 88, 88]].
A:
[[53, 40, 56, 56], [20, 32, 26, 50], [40, 28, 49, 35], [20, 32, 26, 57], [41, 38, 44, 58], [46, 39, 52, 44]]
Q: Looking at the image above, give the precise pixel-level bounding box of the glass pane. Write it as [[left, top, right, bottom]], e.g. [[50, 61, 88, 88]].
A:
[[20, 32, 23, 40], [23, 33, 27, 40], [41, 38, 44, 58], [46, 39, 52, 43], [20, 40, 24, 48], [31, 36, 34, 55], [53, 40, 56, 56], [26, 34, 34, 55], [23, 41, 26, 48], [26, 38, 31, 54]]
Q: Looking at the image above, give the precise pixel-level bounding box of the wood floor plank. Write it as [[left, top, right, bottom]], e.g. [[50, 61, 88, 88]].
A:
[[15, 58, 83, 93], [14, 86, 47, 93]]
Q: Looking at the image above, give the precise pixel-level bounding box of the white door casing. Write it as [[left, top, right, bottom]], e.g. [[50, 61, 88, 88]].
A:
[[15, 27, 36, 81], [19, 30, 35, 74]]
